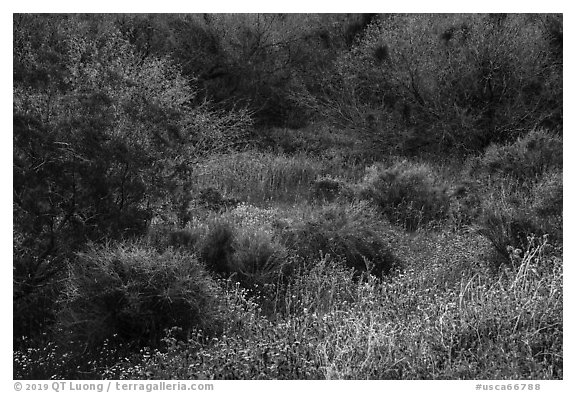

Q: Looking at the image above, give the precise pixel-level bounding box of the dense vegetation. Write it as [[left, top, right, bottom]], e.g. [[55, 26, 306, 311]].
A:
[[13, 13, 562, 380]]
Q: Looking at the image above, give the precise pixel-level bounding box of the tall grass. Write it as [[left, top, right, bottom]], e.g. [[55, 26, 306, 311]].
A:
[[191, 151, 324, 204]]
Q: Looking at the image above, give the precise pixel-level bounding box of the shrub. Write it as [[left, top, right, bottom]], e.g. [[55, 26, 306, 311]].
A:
[[477, 173, 562, 267], [311, 175, 354, 202], [279, 201, 401, 276], [357, 160, 451, 230], [13, 15, 253, 342], [57, 243, 224, 350], [230, 225, 290, 290], [446, 180, 483, 228], [196, 220, 236, 276], [469, 130, 562, 265], [190, 209, 290, 292], [477, 190, 538, 266], [468, 128, 562, 182]]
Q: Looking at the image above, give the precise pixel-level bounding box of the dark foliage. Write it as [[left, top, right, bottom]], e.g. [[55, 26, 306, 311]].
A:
[[197, 187, 241, 212], [294, 14, 563, 154], [312, 176, 353, 203], [197, 221, 236, 276], [114, 14, 358, 127], [13, 13, 250, 339]]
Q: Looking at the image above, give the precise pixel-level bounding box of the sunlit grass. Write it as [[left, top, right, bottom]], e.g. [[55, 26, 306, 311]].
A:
[[111, 236, 560, 380]]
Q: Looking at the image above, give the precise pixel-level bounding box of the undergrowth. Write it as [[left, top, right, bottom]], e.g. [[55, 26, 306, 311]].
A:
[[114, 238, 561, 380]]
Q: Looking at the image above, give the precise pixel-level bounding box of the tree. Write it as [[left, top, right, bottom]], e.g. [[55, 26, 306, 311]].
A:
[[13, 14, 251, 337], [295, 14, 562, 154]]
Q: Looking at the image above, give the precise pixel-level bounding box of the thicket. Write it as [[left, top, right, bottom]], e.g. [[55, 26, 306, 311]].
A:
[[295, 14, 562, 154], [114, 14, 366, 128]]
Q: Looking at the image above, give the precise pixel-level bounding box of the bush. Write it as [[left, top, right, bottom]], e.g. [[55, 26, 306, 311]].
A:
[[226, 204, 292, 289], [312, 175, 354, 203], [471, 130, 563, 265], [188, 208, 290, 292], [230, 225, 290, 290], [13, 15, 254, 341], [477, 189, 538, 266], [358, 160, 451, 230], [57, 243, 224, 350], [477, 172, 562, 266], [196, 220, 236, 276], [446, 180, 484, 228], [279, 202, 401, 276], [468, 128, 562, 182]]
